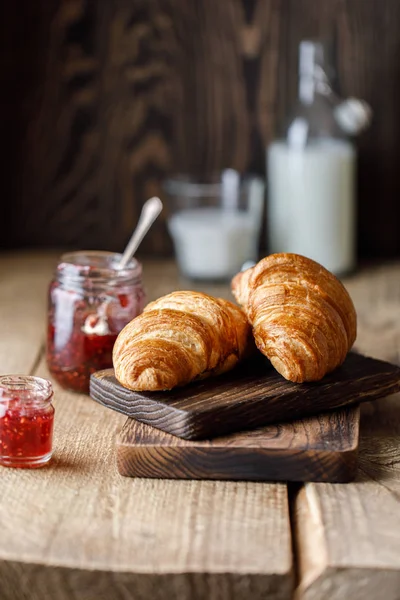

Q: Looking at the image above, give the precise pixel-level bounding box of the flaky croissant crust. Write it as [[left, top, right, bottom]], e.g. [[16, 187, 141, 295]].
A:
[[113, 290, 252, 391], [232, 253, 357, 383]]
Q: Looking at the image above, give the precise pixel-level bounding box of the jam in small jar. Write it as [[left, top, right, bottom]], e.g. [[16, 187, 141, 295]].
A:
[[47, 251, 145, 393], [0, 375, 55, 468]]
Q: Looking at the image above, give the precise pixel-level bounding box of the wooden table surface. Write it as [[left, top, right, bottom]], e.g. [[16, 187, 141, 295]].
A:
[[1, 252, 400, 600]]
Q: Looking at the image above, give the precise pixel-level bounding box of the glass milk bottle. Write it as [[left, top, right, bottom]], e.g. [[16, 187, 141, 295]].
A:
[[267, 40, 356, 275]]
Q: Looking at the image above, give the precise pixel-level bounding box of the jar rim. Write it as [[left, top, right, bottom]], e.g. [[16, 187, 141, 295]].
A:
[[0, 375, 53, 403], [56, 251, 142, 284]]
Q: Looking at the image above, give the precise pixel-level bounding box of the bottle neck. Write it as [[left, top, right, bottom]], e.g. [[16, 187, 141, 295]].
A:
[[298, 40, 333, 106], [299, 69, 331, 106], [288, 72, 348, 146], [299, 75, 318, 105]]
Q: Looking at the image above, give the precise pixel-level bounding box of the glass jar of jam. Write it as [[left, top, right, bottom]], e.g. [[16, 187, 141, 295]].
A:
[[0, 375, 55, 468], [46, 251, 145, 393]]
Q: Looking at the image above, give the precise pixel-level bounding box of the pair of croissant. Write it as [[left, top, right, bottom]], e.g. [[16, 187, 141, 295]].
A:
[[113, 253, 357, 390]]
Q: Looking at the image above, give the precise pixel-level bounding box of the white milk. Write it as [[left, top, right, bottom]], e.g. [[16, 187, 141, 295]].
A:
[[168, 208, 259, 280], [267, 138, 356, 274]]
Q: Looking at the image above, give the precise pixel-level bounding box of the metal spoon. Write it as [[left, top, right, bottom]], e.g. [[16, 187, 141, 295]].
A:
[[82, 196, 163, 335], [118, 196, 163, 269]]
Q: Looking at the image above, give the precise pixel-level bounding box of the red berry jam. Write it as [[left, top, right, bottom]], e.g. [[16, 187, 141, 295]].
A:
[[46, 251, 145, 394], [0, 376, 54, 468]]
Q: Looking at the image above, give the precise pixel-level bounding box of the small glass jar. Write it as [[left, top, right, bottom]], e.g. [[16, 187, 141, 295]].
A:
[[46, 251, 145, 394], [0, 375, 55, 468]]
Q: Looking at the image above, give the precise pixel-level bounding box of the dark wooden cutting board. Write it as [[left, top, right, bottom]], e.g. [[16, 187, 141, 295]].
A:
[[116, 405, 360, 483], [90, 352, 400, 440]]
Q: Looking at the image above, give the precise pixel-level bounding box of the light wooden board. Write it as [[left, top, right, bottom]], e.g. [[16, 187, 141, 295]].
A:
[[0, 253, 293, 600], [3, 253, 400, 600], [294, 264, 400, 600], [0, 359, 293, 600]]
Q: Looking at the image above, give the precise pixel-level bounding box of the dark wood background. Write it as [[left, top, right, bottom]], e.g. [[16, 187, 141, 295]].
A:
[[2, 0, 400, 258]]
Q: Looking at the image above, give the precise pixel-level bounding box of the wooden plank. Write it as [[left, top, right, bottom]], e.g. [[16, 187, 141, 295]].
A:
[[117, 405, 360, 483], [0, 360, 293, 600], [0, 251, 56, 373], [294, 265, 400, 599], [0, 563, 292, 600], [90, 353, 400, 440], [2, 0, 281, 253], [0, 254, 293, 600], [5, 253, 400, 599], [5, 0, 400, 260]]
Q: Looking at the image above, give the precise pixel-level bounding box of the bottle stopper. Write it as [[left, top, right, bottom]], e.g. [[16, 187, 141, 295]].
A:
[[333, 98, 372, 135], [313, 63, 372, 136]]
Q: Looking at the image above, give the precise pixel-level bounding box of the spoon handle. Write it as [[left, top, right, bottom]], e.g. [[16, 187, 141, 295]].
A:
[[118, 197, 163, 269]]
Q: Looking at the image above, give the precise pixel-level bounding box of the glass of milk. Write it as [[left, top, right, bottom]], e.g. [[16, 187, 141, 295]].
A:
[[165, 171, 265, 280], [267, 40, 362, 276]]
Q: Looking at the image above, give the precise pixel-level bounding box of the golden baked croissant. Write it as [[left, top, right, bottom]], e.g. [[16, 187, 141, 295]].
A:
[[231, 253, 357, 383], [113, 290, 252, 391]]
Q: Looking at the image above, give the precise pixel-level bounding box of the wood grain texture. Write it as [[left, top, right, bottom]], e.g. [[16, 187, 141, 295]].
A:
[[1, 360, 293, 600], [3, 0, 400, 259], [0, 563, 294, 600], [90, 352, 400, 440], [294, 264, 400, 600], [4, 254, 400, 600], [0, 254, 293, 600], [117, 405, 360, 483], [3, 0, 279, 253]]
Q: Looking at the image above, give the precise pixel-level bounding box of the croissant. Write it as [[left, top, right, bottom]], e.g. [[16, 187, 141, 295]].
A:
[[113, 290, 252, 391], [231, 253, 357, 383]]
